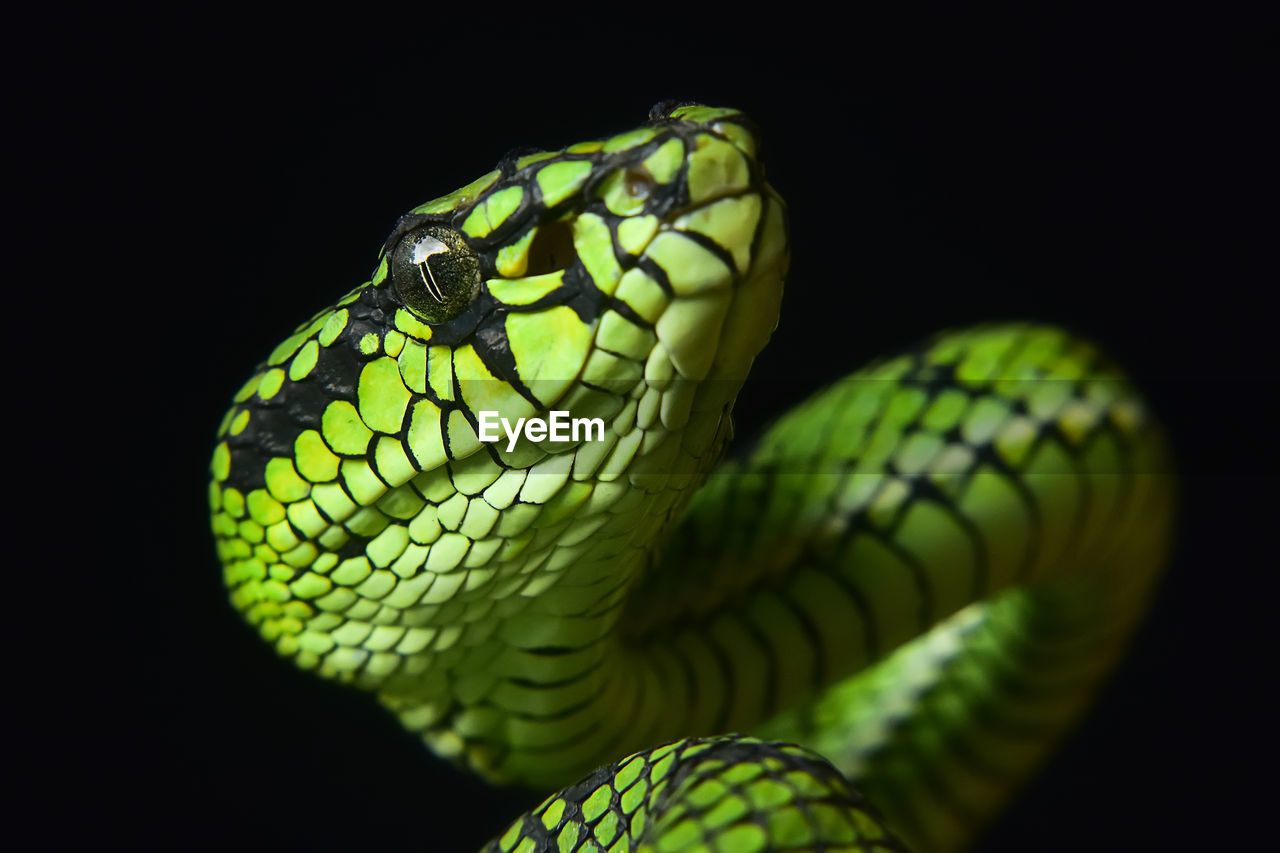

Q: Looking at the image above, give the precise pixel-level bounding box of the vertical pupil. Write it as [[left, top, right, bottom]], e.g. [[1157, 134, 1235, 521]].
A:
[[417, 261, 443, 302], [412, 235, 451, 303]]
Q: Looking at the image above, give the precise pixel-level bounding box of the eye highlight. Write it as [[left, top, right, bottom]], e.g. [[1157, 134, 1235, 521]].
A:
[[390, 225, 481, 323]]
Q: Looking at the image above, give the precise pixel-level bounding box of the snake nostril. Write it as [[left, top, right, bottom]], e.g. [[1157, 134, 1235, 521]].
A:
[[624, 167, 653, 199]]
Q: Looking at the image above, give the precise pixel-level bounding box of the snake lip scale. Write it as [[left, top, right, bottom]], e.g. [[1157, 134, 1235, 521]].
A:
[[211, 103, 1175, 852]]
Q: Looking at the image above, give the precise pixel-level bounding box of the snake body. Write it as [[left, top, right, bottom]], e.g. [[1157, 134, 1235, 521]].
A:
[[210, 104, 1174, 851]]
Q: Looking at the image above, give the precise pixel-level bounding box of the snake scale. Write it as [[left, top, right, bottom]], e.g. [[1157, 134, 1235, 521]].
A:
[[210, 103, 1175, 851]]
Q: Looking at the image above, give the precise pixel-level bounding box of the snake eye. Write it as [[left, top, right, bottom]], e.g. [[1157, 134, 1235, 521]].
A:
[[390, 225, 481, 323]]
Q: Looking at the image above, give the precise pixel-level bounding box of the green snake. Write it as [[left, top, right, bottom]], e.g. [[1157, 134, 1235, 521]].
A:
[[210, 103, 1175, 851]]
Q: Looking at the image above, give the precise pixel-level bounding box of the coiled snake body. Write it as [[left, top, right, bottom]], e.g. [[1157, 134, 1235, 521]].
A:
[[210, 104, 1174, 851]]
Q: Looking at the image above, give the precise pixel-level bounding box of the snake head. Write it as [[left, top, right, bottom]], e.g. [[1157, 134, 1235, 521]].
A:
[[372, 102, 789, 458], [210, 108, 788, 770], [212, 104, 788, 498]]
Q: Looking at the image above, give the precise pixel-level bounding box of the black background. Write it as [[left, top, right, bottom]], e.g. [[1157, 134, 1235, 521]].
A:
[[57, 12, 1274, 851]]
